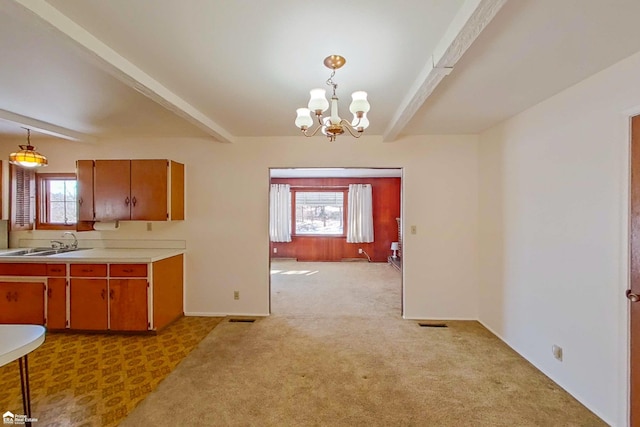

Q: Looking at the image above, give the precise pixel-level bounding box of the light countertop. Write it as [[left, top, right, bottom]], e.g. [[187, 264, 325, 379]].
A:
[[0, 248, 185, 263]]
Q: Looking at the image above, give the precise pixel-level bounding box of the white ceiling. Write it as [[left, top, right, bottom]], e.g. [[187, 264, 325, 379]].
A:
[[1, 0, 640, 142]]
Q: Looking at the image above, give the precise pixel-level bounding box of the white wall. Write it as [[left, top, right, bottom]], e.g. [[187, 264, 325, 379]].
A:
[[2, 134, 479, 320], [478, 51, 640, 426]]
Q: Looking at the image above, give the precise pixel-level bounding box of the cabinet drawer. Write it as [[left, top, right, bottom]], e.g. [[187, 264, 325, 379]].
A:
[[0, 263, 47, 276], [110, 264, 148, 277], [70, 264, 107, 277], [47, 264, 67, 276]]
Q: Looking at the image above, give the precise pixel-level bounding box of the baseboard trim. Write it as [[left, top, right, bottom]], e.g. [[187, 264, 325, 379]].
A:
[[402, 315, 477, 321], [185, 311, 270, 317]]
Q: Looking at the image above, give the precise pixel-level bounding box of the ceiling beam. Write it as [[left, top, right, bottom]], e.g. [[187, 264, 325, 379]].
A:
[[0, 109, 97, 142], [382, 0, 507, 142], [11, 0, 235, 143]]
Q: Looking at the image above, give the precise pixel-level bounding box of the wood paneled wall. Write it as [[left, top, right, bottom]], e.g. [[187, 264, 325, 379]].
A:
[[270, 177, 401, 262]]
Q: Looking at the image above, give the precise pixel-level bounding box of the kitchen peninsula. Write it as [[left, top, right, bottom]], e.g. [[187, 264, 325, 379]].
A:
[[0, 248, 184, 333]]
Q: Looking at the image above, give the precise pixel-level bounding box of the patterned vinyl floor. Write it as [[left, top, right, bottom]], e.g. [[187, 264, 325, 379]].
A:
[[0, 316, 223, 427]]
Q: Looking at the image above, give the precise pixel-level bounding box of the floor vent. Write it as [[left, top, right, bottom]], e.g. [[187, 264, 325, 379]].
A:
[[418, 322, 448, 328], [228, 318, 256, 323]]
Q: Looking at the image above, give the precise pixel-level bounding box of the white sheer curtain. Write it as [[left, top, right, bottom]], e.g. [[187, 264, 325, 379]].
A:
[[269, 184, 291, 242], [347, 184, 374, 243]]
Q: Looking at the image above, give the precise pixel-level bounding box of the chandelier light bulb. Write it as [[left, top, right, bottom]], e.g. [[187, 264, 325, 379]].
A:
[[352, 112, 369, 130], [295, 108, 313, 129], [308, 88, 329, 113], [321, 116, 331, 136], [349, 91, 370, 115]]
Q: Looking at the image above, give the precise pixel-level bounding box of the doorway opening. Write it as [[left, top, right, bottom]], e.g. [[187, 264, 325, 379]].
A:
[[268, 167, 403, 316]]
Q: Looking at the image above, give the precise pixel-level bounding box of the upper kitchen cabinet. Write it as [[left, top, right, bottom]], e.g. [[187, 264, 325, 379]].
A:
[[77, 160, 95, 222], [82, 159, 184, 222]]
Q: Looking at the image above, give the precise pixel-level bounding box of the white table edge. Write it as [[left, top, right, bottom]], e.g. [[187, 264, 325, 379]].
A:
[[0, 325, 46, 367]]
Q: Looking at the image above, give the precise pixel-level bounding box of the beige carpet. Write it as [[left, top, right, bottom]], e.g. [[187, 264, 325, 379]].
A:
[[121, 261, 606, 426]]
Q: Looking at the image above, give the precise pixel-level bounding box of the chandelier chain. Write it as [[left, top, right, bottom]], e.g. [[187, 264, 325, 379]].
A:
[[326, 69, 338, 97]]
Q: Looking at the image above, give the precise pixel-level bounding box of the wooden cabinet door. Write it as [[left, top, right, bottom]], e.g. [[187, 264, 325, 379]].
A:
[[47, 278, 66, 329], [0, 282, 45, 324], [94, 160, 131, 221], [153, 254, 184, 330], [170, 161, 185, 220], [70, 278, 108, 330], [109, 279, 148, 331], [76, 160, 94, 221], [131, 160, 168, 221]]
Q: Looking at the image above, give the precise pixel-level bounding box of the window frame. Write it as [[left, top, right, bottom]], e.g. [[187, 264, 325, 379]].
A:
[[35, 173, 77, 231], [291, 187, 348, 238]]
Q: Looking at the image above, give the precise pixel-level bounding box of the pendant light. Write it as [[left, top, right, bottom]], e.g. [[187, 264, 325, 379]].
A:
[[9, 128, 48, 168]]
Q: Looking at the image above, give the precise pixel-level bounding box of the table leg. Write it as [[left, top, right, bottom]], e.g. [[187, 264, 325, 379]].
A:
[[18, 355, 32, 427]]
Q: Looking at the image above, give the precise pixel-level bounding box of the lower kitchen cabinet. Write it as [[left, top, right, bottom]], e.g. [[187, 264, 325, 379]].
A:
[[70, 278, 108, 330], [0, 253, 183, 333], [109, 279, 148, 331], [0, 281, 45, 324], [47, 278, 67, 329]]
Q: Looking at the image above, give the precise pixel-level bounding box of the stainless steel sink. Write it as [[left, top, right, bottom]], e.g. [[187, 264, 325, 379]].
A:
[[0, 247, 89, 257]]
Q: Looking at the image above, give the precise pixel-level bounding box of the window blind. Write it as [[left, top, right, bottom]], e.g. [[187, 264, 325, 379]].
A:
[[11, 165, 35, 230]]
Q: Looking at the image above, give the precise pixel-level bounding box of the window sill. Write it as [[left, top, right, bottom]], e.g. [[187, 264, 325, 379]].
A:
[[36, 224, 77, 231]]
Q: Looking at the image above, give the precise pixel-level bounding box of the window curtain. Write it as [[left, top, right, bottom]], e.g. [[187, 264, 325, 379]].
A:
[[269, 184, 291, 242], [347, 184, 374, 243]]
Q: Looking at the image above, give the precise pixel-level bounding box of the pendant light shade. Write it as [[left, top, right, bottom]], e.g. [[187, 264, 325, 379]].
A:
[[9, 129, 48, 168]]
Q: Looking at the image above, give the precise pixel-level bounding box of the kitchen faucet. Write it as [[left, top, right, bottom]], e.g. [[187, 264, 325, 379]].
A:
[[50, 240, 65, 249], [62, 232, 78, 249]]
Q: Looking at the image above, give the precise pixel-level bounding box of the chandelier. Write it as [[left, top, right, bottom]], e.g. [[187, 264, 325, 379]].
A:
[[294, 55, 370, 142], [9, 128, 48, 168]]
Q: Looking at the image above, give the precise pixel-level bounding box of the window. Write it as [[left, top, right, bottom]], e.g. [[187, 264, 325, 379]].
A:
[[36, 173, 77, 230], [293, 190, 346, 236]]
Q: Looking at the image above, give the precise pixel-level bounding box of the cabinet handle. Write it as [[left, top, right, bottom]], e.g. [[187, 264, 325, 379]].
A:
[[109, 289, 114, 300], [79, 197, 83, 206], [48, 288, 52, 298], [51, 268, 62, 273], [100, 289, 106, 300], [123, 269, 134, 273], [125, 197, 130, 206], [132, 196, 137, 207], [5, 292, 10, 302], [12, 292, 17, 302], [81, 269, 93, 273]]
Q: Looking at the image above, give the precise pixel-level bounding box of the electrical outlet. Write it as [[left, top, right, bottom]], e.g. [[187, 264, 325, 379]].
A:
[[552, 345, 563, 361], [234, 291, 240, 300], [147, 222, 153, 231], [358, 248, 363, 254], [411, 225, 417, 235], [273, 247, 277, 253]]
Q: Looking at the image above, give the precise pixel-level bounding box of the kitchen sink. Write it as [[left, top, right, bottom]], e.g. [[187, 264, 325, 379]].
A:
[[0, 247, 90, 257]]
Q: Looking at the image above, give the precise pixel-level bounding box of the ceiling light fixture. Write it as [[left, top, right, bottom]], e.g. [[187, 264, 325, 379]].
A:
[[9, 128, 48, 168], [295, 55, 370, 142]]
